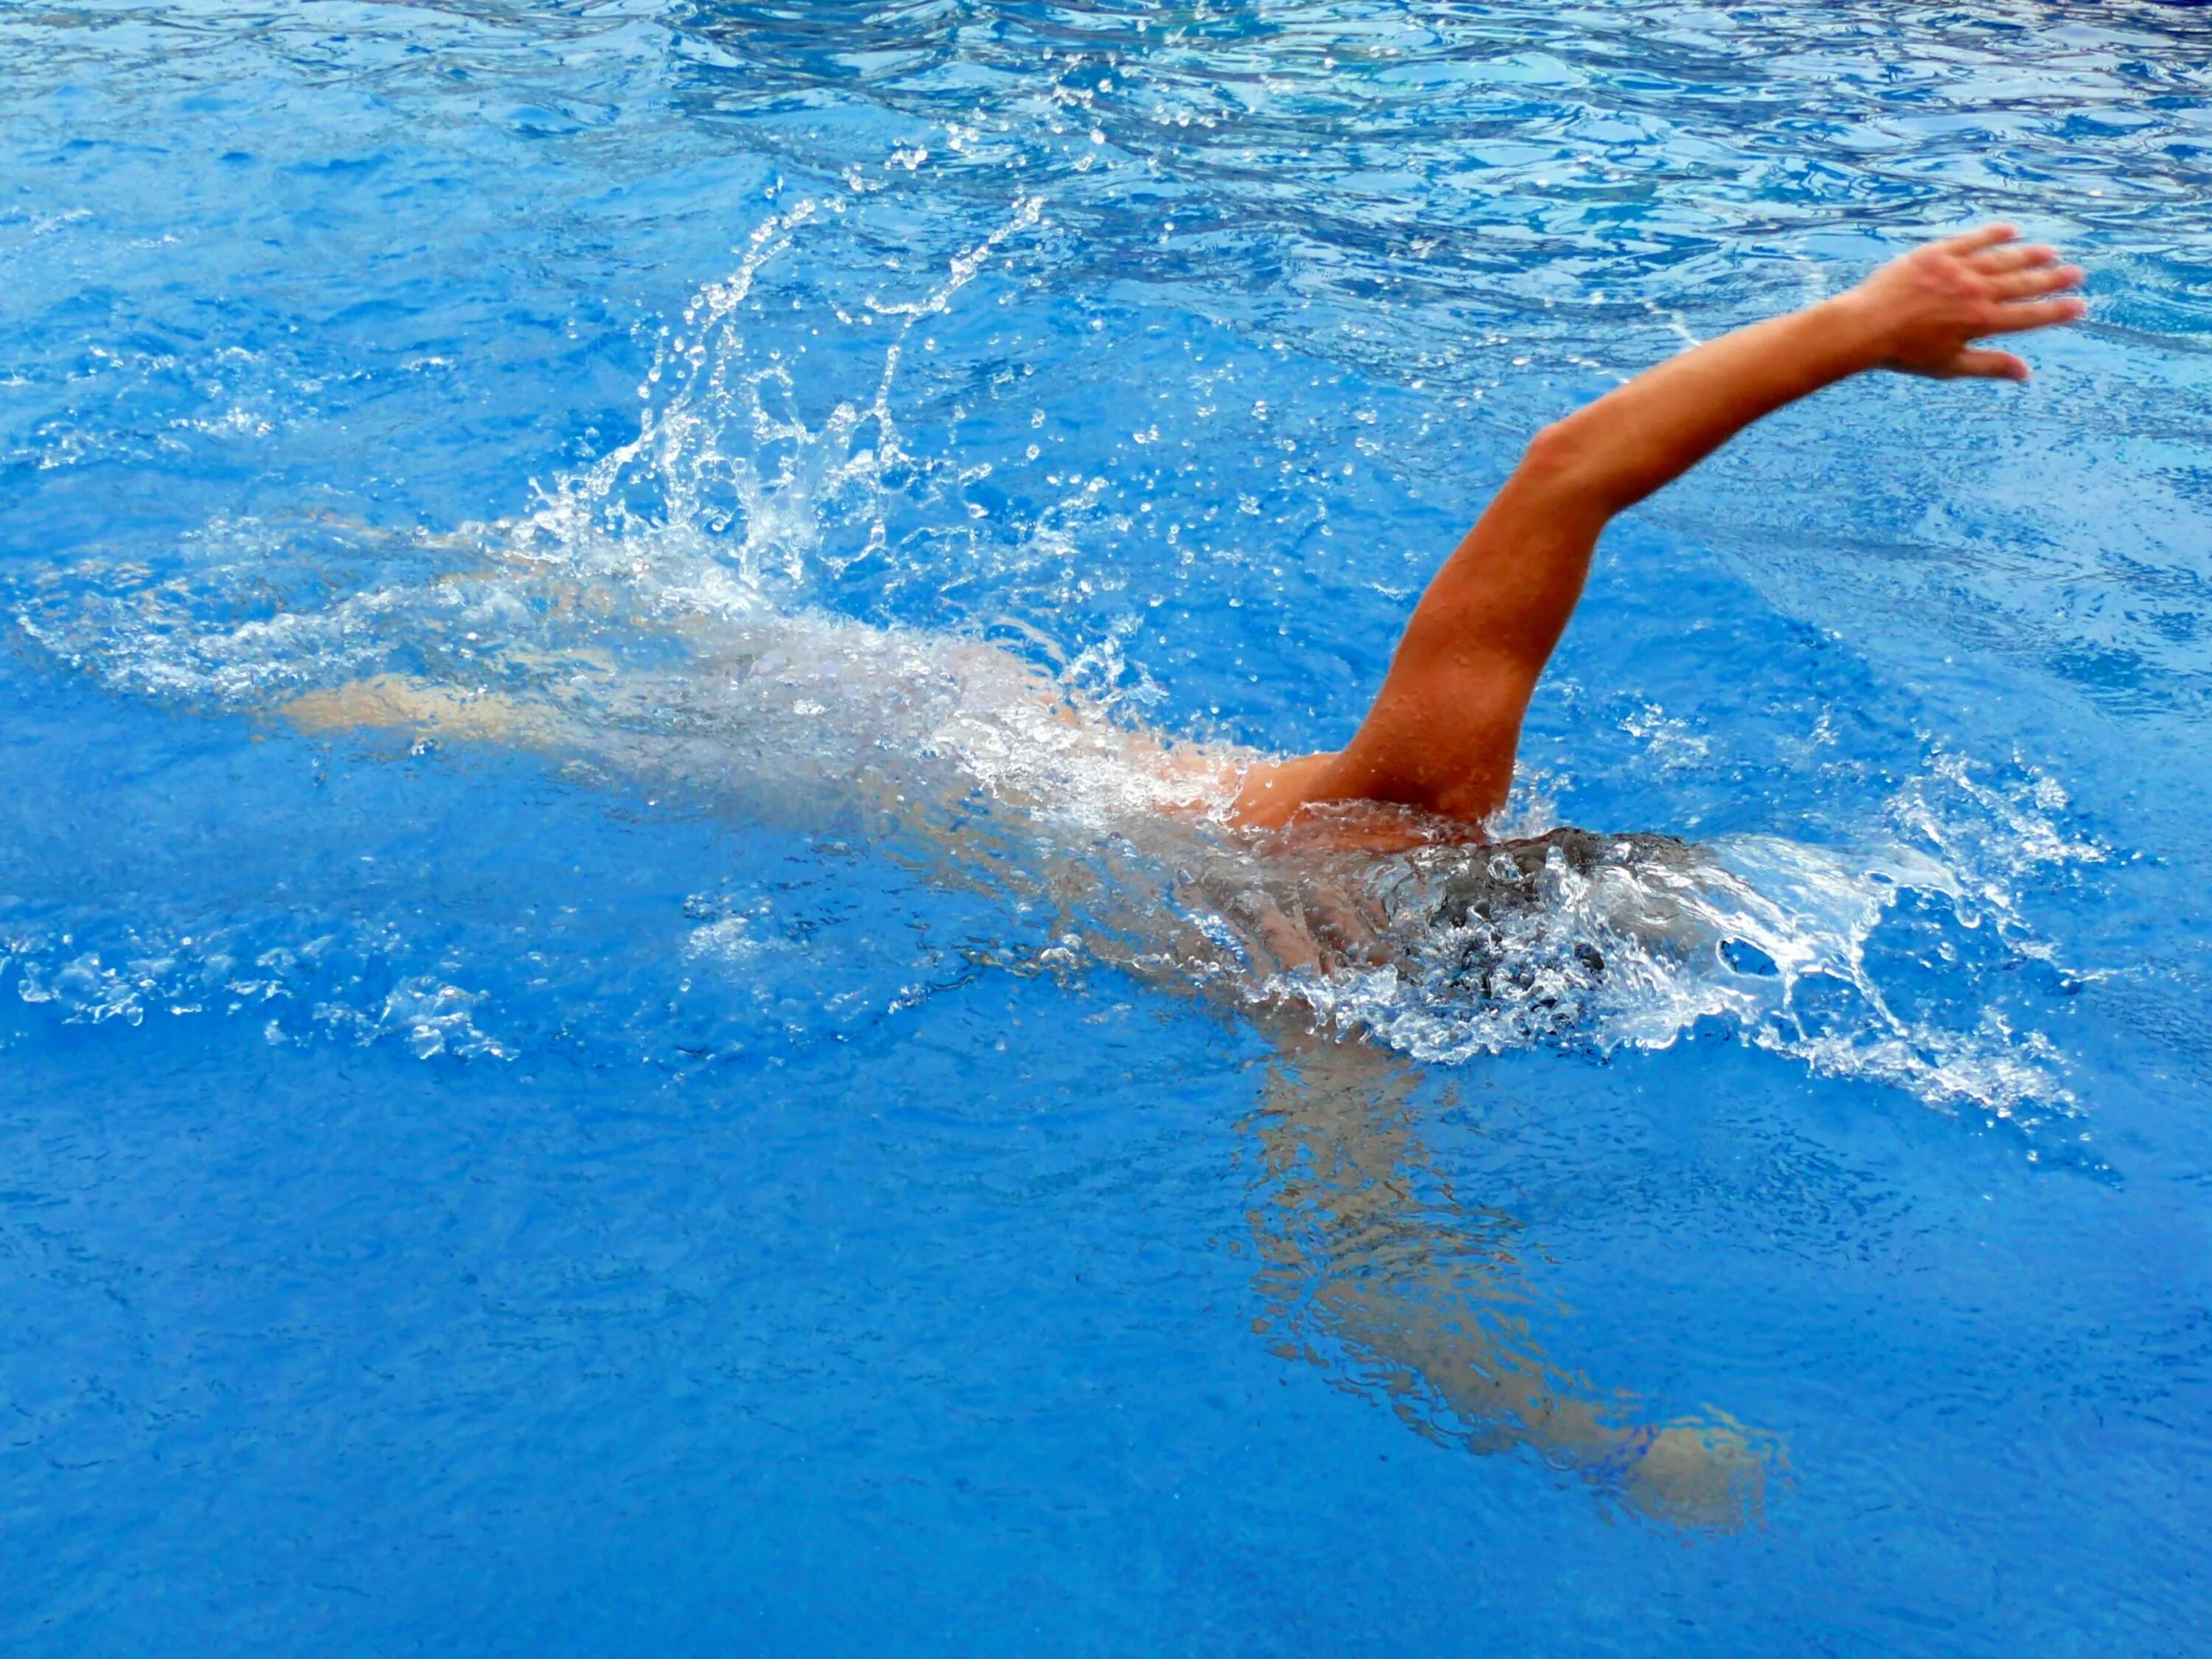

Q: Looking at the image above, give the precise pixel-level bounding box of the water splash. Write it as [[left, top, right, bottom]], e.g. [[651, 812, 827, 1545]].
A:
[[511, 189, 1046, 605], [1171, 813, 2081, 1122], [1, 909, 510, 1060], [6, 208, 2096, 1128]]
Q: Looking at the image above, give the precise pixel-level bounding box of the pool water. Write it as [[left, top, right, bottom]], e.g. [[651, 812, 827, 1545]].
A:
[[5, 1, 2211, 1651]]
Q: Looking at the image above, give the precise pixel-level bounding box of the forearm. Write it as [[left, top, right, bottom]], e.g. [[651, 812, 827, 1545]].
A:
[[1528, 291, 1890, 518]]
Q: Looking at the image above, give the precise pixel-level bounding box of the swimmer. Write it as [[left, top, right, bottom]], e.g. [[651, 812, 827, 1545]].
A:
[[1232, 223, 2087, 836], [264, 226, 2083, 1531]]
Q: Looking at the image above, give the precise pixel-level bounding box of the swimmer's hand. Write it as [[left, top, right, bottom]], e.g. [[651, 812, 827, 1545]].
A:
[[1845, 223, 2086, 383], [1615, 1421, 1774, 1531]]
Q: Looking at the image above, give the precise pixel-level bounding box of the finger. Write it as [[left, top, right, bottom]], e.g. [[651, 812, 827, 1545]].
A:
[[1983, 295, 2089, 334], [1952, 348, 2031, 381], [1969, 242, 2060, 274], [1990, 262, 2084, 299], [1940, 222, 2018, 254]]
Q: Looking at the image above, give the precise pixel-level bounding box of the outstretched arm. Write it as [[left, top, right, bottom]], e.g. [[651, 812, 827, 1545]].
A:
[[1233, 225, 2086, 831]]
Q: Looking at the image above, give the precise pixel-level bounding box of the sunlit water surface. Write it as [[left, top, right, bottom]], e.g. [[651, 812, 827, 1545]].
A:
[[4, 1, 2211, 1652]]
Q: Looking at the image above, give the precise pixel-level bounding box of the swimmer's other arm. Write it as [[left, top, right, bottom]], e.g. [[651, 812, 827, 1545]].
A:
[[1233, 224, 2087, 831]]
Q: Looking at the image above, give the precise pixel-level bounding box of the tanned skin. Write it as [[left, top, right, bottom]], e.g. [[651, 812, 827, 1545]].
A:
[[1230, 225, 2087, 834]]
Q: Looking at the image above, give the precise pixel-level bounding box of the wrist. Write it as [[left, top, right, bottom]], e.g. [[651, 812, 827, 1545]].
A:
[[1813, 288, 1896, 375]]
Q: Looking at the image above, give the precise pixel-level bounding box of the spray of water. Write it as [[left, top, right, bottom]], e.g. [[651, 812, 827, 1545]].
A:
[[7, 199, 2096, 1131]]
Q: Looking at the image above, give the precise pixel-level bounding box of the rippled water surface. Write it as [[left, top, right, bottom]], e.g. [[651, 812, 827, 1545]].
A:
[[5, 2, 2212, 1652]]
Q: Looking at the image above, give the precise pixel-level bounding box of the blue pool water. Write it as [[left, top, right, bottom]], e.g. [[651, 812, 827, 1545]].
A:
[[5, 1, 2212, 1650]]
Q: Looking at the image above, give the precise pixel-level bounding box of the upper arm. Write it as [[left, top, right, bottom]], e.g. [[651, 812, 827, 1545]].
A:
[[1312, 448, 1613, 823]]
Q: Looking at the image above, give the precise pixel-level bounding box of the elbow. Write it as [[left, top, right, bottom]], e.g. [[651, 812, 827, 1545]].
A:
[[1514, 414, 1627, 516], [1517, 418, 1591, 493]]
